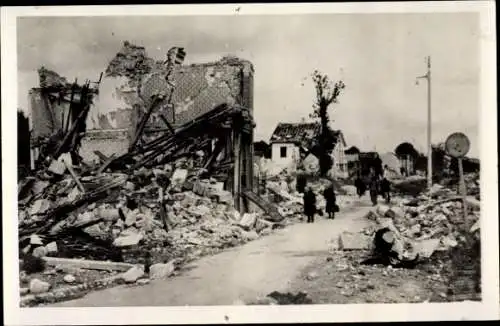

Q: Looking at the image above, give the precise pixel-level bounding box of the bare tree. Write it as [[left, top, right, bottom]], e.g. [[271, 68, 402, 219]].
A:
[[310, 70, 345, 176]]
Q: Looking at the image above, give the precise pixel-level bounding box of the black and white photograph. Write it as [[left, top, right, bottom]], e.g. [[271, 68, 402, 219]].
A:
[[2, 2, 498, 324]]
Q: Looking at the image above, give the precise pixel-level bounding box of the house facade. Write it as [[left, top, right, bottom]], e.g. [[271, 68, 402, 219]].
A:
[[330, 130, 348, 178], [269, 122, 320, 172], [269, 123, 348, 177]]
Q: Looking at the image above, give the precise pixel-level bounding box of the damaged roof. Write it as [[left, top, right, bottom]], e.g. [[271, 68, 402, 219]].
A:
[[269, 122, 321, 147]]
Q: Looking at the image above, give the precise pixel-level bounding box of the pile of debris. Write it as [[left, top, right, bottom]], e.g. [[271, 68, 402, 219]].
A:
[[362, 190, 480, 267], [18, 160, 286, 264]]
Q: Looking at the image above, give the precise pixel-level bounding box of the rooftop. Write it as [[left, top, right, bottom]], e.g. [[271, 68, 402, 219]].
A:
[[269, 122, 321, 148]]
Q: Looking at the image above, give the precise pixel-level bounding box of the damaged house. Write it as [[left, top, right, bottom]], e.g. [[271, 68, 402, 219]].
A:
[[269, 122, 348, 177], [27, 41, 259, 213]]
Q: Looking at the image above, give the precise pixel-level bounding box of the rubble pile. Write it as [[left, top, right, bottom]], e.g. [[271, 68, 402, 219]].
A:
[[363, 186, 480, 267], [18, 161, 286, 265]]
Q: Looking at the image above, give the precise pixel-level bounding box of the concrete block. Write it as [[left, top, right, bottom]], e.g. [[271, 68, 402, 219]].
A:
[[338, 232, 372, 250]]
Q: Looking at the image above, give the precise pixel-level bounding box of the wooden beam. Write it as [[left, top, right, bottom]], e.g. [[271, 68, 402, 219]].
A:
[[159, 114, 176, 134], [129, 96, 163, 151], [96, 154, 116, 175], [233, 129, 242, 212], [42, 257, 139, 272], [64, 161, 86, 193], [93, 150, 109, 163]]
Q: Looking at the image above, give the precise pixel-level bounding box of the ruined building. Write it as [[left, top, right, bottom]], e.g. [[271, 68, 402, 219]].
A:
[[28, 42, 256, 212]]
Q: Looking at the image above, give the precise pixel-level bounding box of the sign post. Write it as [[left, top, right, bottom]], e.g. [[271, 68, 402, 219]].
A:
[[444, 132, 471, 230]]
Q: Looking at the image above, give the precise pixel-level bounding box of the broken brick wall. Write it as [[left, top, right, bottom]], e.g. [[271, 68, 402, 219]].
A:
[[102, 42, 255, 128], [141, 58, 254, 128], [79, 42, 255, 163]]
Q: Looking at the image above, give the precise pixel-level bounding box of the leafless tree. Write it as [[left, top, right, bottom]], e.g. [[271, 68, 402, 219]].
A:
[[310, 70, 345, 175]]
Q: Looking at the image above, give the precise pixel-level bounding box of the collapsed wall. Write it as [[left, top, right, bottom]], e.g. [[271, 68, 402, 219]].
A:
[[79, 41, 254, 163]]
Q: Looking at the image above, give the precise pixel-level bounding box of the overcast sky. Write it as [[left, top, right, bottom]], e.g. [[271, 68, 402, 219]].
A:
[[17, 13, 480, 158]]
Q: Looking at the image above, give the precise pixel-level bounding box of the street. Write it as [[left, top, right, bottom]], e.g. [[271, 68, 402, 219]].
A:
[[49, 199, 373, 307]]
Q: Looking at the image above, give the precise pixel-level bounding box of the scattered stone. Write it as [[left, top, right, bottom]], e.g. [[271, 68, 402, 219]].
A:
[[29, 278, 51, 294], [136, 278, 150, 285], [259, 228, 272, 237], [239, 213, 257, 230], [32, 246, 48, 258], [376, 204, 390, 217], [149, 261, 176, 280], [125, 210, 138, 227], [171, 169, 188, 186], [47, 159, 66, 175], [121, 266, 145, 283], [20, 287, 29, 296], [255, 219, 274, 233], [32, 180, 50, 195], [113, 232, 144, 248], [99, 208, 121, 222], [242, 230, 259, 242], [45, 242, 58, 255], [30, 200, 51, 216], [414, 239, 441, 259], [63, 274, 76, 283]]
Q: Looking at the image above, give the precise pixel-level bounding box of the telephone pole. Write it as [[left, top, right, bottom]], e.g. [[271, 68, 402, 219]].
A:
[[416, 56, 432, 192]]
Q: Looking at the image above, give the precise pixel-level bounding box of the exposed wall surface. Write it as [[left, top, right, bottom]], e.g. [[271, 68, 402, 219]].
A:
[[332, 140, 348, 177], [79, 129, 132, 164], [82, 42, 255, 162], [79, 76, 138, 163], [29, 89, 72, 139], [271, 142, 299, 171], [141, 59, 254, 128]]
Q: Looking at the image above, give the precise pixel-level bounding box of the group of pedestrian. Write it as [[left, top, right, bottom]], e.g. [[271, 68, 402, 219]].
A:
[[301, 170, 392, 222], [303, 182, 338, 223], [355, 170, 392, 206]]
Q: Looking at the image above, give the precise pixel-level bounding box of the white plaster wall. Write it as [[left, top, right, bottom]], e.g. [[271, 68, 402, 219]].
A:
[[332, 142, 348, 178], [271, 143, 299, 171], [86, 76, 139, 130]]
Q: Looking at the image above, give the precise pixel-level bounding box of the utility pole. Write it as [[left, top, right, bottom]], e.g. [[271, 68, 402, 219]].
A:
[[416, 56, 432, 192]]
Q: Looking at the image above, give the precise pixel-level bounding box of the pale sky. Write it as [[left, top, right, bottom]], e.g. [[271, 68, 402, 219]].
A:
[[17, 13, 480, 158]]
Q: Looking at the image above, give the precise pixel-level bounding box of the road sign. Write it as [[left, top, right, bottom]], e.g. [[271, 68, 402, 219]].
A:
[[445, 132, 470, 158], [445, 132, 471, 230]]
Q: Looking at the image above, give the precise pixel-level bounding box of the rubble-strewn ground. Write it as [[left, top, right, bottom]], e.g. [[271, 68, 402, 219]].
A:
[[285, 248, 479, 304]]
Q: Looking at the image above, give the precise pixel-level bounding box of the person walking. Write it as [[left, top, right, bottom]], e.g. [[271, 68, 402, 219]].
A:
[[323, 183, 338, 219], [380, 177, 391, 204], [354, 173, 365, 198], [303, 186, 317, 223], [369, 174, 379, 206]]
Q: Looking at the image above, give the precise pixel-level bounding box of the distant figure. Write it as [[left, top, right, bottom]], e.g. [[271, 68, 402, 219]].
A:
[[400, 166, 407, 177], [369, 175, 379, 206], [380, 177, 391, 204], [354, 174, 366, 198], [323, 183, 337, 219], [303, 187, 317, 223]]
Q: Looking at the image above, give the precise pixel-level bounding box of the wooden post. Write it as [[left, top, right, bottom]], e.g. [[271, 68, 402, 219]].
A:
[[458, 157, 469, 229], [233, 129, 242, 212]]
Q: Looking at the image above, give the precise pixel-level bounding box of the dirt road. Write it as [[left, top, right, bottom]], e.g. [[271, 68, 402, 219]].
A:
[[50, 199, 373, 307]]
